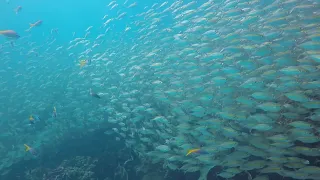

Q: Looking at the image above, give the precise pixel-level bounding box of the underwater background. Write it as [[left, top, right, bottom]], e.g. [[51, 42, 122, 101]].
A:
[[1, 0, 320, 180]]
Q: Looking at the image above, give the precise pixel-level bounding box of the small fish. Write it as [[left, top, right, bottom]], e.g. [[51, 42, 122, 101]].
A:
[[117, 12, 127, 20], [14, 6, 22, 14], [52, 106, 57, 118], [90, 88, 101, 99], [24, 144, 38, 156], [186, 148, 208, 156], [125, 26, 131, 32], [108, 1, 115, 7], [30, 20, 42, 27], [86, 26, 93, 32], [79, 60, 87, 68], [84, 31, 90, 38], [111, 3, 118, 10], [102, 15, 108, 20], [29, 115, 34, 124], [26, 20, 42, 32], [0, 30, 20, 39], [128, 2, 137, 8], [28, 115, 41, 125]]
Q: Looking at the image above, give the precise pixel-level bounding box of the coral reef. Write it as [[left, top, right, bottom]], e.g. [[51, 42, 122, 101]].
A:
[[24, 156, 97, 180]]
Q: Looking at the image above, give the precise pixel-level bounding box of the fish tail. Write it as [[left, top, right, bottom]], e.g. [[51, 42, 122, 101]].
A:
[[24, 144, 30, 152], [186, 150, 193, 156], [25, 24, 34, 32], [186, 148, 200, 156]]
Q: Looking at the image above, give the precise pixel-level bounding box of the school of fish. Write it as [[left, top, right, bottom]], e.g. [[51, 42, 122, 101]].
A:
[[0, 0, 320, 179]]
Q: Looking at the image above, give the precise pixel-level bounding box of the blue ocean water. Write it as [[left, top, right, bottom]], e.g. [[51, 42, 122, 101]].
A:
[[1, 0, 320, 180]]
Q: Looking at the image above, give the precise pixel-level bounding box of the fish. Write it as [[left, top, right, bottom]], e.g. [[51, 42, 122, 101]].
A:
[[0, 30, 20, 39], [79, 60, 87, 68], [26, 20, 42, 32], [1, 0, 320, 179], [30, 20, 43, 27], [29, 115, 34, 124], [14, 6, 22, 14], [24, 144, 38, 156], [102, 15, 108, 20], [128, 2, 137, 8], [186, 148, 208, 156], [156, 145, 170, 152], [52, 107, 57, 118], [86, 26, 93, 32], [28, 115, 41, 125]]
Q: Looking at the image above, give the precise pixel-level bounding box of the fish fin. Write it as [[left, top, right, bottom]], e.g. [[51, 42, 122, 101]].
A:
[[186, 149, 200, 156]]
